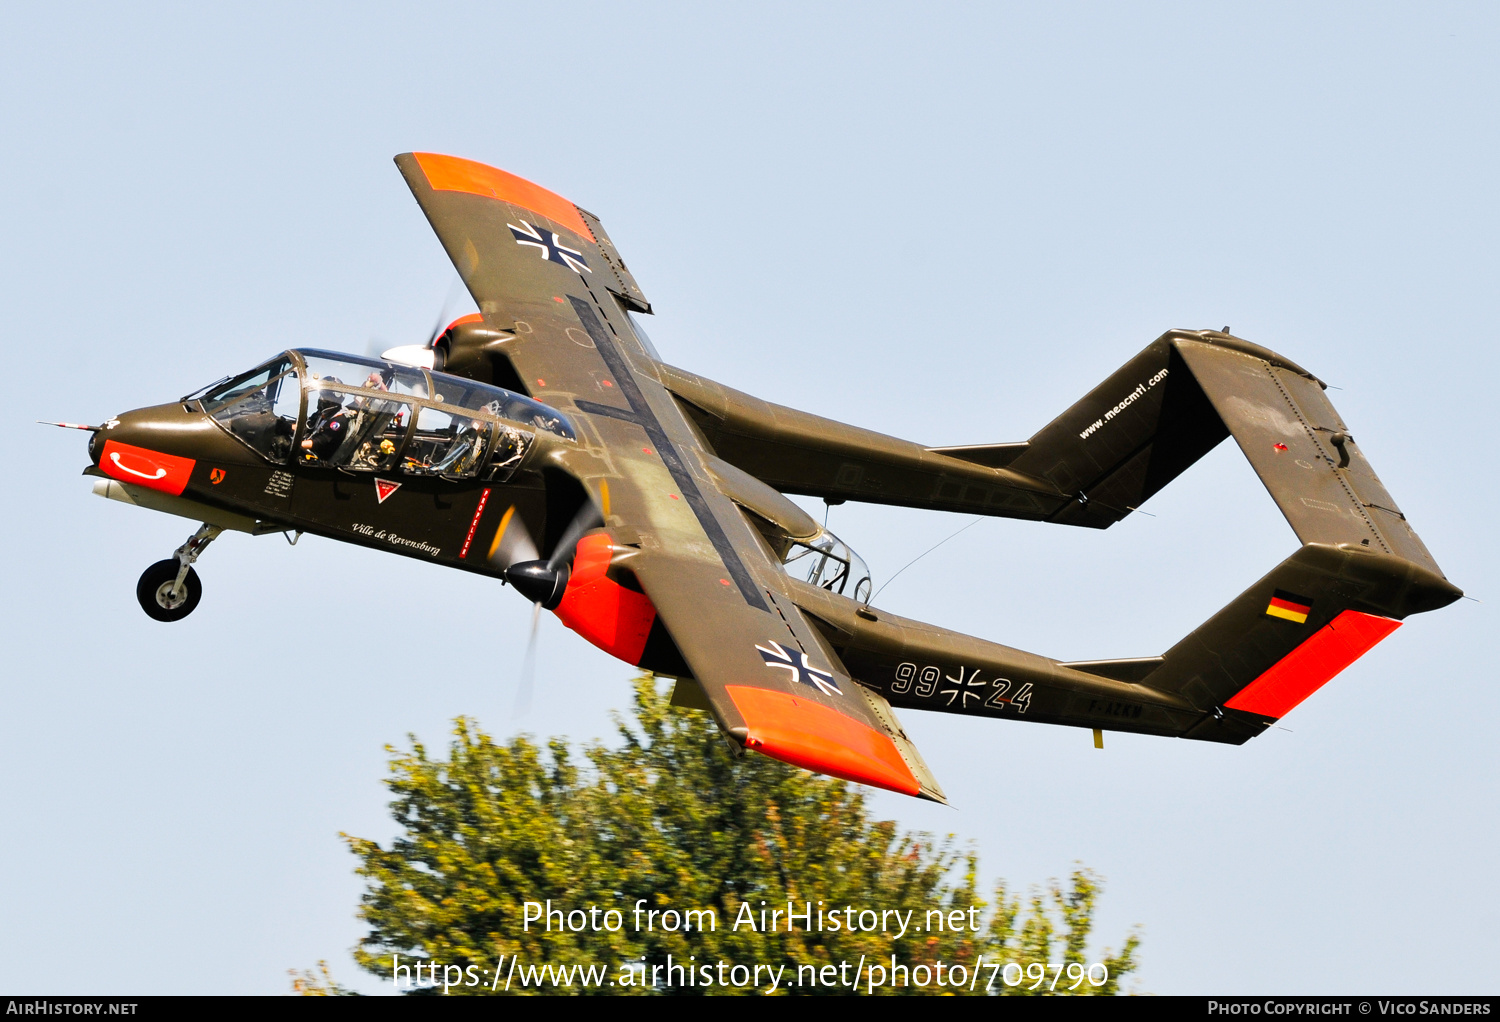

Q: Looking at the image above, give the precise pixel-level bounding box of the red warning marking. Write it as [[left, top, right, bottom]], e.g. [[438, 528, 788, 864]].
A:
[[1274, 443, 1288, 451], [602, 380, 613, 387], [553, 296, 565, 303], [459, 488, 491, 559], [719, 579, 730, 586], [669, 494, 680, 500], [374, 478, 401, 504], [642, 448, 653, 455], [536, 379, 546, 387]]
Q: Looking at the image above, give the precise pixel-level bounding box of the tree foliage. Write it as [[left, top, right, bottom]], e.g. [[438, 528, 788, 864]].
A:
[[341, 678, 1139, 995]]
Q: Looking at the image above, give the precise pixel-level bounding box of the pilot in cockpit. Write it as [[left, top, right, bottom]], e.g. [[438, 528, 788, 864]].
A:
[[301, 383, 351, 462]]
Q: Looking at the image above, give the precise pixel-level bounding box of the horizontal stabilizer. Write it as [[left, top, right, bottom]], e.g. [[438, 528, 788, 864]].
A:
[[1175, 340, 1442, 576]]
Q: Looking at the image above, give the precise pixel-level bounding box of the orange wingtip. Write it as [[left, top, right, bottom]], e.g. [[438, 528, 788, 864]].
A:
[[1226, 610, 1401, 719], [725, 685, 920, 796], [411, 153, 594, 242]]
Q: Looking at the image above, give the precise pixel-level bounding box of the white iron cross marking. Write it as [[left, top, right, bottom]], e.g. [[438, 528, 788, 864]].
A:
[[755, 641, 842, 697], [508, 220, 591, 274]]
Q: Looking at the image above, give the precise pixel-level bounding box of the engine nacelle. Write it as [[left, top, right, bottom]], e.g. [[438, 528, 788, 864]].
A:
[[435, 316, 526, 389]]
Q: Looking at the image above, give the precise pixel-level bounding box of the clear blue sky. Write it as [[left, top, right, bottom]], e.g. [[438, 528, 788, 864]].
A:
[[2, 1, 1495, 995]]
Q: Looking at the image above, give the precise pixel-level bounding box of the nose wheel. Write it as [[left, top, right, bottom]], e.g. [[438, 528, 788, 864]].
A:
[[137, 560, 202, 621], [136, 524, 220, 622]]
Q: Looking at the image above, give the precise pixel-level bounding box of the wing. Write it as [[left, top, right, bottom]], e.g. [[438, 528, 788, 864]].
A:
[[397, 154, 944, 801]]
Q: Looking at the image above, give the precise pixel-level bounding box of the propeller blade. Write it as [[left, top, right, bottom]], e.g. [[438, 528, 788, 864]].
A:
[[546, 503, 605, 573], [486, 505, 540, 572], [369, 276, 475, 366], [512, 601, 542, 718], [428, 275, 472, 346]]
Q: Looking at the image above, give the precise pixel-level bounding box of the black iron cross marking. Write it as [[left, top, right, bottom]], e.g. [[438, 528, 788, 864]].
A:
[[756, 641, 841, 697], [508, 220, 591, 274]]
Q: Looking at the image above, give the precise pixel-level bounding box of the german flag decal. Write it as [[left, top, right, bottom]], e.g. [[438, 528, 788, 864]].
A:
[[1266, 589, 1313, 624]]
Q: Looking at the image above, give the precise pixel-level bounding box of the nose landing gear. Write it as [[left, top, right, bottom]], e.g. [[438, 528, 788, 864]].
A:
[[136, 524, 221, 622]]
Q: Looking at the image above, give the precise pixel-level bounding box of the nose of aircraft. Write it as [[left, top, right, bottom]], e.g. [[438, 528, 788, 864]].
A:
[[90, 401, 250, 491]]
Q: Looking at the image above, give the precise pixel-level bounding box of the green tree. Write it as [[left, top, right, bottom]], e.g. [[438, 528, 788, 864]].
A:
[[339, 677, 1139, 995]]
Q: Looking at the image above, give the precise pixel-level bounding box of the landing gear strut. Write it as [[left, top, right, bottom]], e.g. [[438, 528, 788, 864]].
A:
[[136, 524, 221, 622]]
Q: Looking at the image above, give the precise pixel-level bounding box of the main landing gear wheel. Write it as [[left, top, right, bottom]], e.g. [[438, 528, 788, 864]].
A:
[[137, 560, 202, 622]]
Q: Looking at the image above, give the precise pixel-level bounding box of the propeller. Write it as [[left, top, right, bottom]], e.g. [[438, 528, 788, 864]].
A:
[[497, 498, 604, 717], [504, 503, 605, 610], [376, 276, 474, 368]]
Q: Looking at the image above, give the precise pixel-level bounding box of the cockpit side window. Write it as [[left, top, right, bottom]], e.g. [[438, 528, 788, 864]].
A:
[[201, 358, 299, 464], [487, 425, 533, 481], [297, 388, 411, 472], [208, 349, 569, 472], [401, 406, 492, 478]]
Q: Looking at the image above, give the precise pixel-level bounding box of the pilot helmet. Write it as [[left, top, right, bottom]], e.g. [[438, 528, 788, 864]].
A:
[[314, 382, 344, 413]]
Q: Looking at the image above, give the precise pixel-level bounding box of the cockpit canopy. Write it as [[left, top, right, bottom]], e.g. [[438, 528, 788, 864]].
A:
[[191, 350, 574, 479], [781, 530, 873, 603]]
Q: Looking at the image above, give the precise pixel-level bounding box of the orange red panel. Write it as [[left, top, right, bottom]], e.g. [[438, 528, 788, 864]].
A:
[[100, 440, 195, 497], [1226, 610, 1402, 719], [553, 533, 657, 665], [725, 685, 920, 796], [412, 153, 594, 242]]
